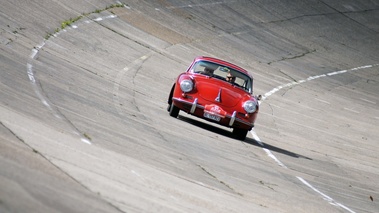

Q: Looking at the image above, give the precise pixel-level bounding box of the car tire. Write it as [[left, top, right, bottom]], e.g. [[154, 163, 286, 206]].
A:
[[169, 103, 180, 118], [233, 128, 248, 140]]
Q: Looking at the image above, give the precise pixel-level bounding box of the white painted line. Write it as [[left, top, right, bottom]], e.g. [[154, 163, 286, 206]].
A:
[[315, 98, 330, 105], [26, 14, 117, 145], [343, 107, 360, 114], [116, 1, 131, 9], [131, 170, 140, 177], [112, 53, 152, 116], [252, 125, 356, 211], [27, 63, 35, 83], [250, 128, 264, 147], [30, 49, 39, 59], [250, 129, 287, 169], [297, 177, 356, 213], [81, 138, 91, 144], [327, 70, 347, 76], [263, 147, 288, 168], [253, 64, 378, 211], [261, 64, 379, 101], [360, 98, 376, 104], [106, 15, 117, 19], [165, 1, 229, 9]]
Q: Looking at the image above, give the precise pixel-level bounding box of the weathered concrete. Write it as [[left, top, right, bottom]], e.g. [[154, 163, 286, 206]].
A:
[[1, 0, 378, 212]]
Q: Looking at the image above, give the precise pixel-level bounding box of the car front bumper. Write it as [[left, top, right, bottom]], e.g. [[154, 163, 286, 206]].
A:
[[172, 97, 254, 130]]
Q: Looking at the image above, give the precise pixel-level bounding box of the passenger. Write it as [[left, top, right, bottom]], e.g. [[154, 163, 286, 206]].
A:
[[203, 67, 214, 76], [226, 72, 236, 83]]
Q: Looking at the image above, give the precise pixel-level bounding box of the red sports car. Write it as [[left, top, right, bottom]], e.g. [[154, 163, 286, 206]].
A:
[[167, 56, 259, 140]]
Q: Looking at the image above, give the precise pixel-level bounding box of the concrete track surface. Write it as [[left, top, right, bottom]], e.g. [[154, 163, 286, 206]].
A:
[[1, 0, 378, 212]]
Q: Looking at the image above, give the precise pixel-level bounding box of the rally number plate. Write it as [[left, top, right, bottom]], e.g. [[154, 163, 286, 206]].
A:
[[204, 112, 221, 122]]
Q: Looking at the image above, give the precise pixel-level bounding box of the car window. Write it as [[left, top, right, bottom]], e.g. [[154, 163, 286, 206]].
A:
[[191, 61, 253, 93]]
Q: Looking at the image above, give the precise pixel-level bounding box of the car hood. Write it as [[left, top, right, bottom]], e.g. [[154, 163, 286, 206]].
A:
[[196, 80, 246, 107]]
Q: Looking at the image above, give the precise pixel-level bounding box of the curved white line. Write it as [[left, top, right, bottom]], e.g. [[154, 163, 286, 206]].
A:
[[253, 64, 378, 212], [297, 177, 356, 213], [260, 64, 379, 101], [250, 129, 287, 168], [26, 14, 118, 145], [165, 1, 231, 9], [112, 54, 151, 116]]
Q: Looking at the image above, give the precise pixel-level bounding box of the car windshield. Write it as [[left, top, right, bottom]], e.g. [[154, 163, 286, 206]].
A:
[[191, 61, 253, 93]]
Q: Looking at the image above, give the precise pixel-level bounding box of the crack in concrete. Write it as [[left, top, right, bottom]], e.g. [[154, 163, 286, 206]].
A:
[[264, 3, 379, 33], [0, 121, 125, 212], [268, 49, 316, 65], [197, 164, 243, 196], [319, 0, 379, 33], [1, 121, 26, 143]]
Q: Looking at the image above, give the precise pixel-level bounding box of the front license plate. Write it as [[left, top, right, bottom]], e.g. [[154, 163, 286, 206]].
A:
[[204, 112, 221, 122]]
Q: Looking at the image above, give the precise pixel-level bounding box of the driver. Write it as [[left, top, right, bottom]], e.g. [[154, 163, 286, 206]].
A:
[[203, 67, 214, 76]]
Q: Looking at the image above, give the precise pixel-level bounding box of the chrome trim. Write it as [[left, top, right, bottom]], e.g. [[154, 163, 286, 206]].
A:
[[229, 111, 236, 126], [172, 97, 204, 109], [215, 89, 221, 102], [172, 97, 253, 127], [234, 117, 253, 127], [190, 98, 198, 113], [226, 113, 253, 127]]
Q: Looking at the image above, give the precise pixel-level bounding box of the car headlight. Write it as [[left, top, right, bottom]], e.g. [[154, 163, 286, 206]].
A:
[[243, 100, 257, 113], [180, 80, 193, 92]]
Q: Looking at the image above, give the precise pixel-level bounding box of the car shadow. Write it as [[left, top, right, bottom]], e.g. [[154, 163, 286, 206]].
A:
[[177, 115, 312, 160], [178, 115, 232, 138], [244, 138, 313, 160]]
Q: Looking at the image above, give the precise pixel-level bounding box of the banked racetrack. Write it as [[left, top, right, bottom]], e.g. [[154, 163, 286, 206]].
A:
[[1, 1, 378, 212]]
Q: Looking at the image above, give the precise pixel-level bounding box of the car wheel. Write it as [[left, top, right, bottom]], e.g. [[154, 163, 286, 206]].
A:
[[169, 103, 179, 118], [232, 128, 248, 140]]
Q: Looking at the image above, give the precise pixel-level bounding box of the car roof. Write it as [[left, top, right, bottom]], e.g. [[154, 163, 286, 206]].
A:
[[193, 56, 252, 78]]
